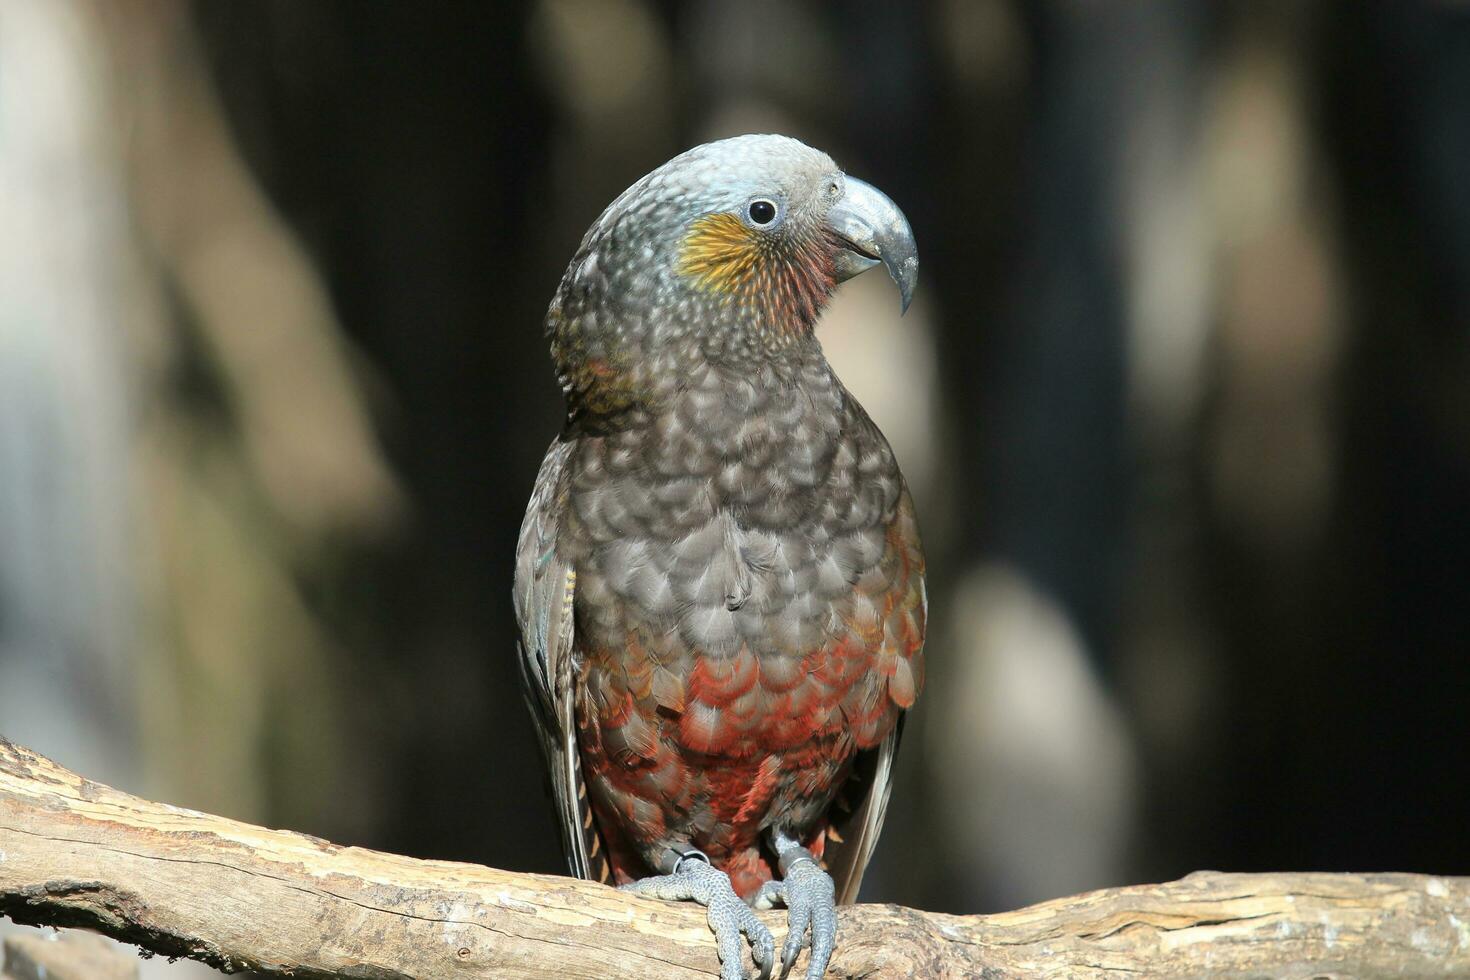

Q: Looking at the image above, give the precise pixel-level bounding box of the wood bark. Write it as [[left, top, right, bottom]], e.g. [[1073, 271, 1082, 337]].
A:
[[1, 737, 1466, 979]]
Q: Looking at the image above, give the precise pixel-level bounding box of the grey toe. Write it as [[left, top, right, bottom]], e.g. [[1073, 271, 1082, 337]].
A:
[[776, 857, 837, 980], [622, 859, 774, 980]]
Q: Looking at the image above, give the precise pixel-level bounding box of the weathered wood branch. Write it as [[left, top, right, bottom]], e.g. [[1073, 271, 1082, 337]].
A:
[[1, 738, 1466, 979]]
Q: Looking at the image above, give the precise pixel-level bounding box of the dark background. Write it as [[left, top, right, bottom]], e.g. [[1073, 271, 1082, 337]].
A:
[[2, 2, 1468, 955]]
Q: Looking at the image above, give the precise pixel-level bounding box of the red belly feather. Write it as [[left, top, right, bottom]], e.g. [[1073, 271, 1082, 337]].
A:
[[578, 633, 896, 899], [576, 495, 925, 900]]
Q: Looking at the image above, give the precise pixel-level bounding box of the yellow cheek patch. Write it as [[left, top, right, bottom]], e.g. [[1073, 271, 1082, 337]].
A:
[[677, 212, 766, 294]]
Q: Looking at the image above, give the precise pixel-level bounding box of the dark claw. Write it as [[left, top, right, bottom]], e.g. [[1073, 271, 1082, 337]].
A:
[[778, 899, 809, 980], [749, 910, 776, 980], [779, 946, 801, 980]]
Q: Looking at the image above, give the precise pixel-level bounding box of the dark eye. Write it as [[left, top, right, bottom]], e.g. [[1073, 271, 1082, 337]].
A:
[[747, 199, 778, 226]]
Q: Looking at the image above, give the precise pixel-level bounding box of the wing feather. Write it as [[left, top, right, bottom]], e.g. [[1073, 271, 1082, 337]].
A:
[[823, 717, 903, 904], [823, 493, 925, 904], [514, 437, 606, 880]]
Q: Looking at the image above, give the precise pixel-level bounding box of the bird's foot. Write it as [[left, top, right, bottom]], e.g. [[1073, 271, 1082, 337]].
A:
[[620, 852, 775, 980], [751, 852, 836, 980]]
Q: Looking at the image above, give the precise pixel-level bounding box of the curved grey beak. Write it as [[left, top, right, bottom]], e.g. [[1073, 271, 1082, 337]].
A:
[[827, 176, 918, 313]]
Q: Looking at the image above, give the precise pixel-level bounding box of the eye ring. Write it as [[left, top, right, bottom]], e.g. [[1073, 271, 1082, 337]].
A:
[[747, 199, 779, 226]]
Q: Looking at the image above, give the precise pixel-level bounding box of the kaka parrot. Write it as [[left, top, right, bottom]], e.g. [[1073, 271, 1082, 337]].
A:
[[515, 134, 925, 980]]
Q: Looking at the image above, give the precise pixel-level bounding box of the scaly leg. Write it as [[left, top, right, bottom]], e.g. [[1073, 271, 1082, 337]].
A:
[[621, 847, 775, 980], [751, 830, 837, 980]]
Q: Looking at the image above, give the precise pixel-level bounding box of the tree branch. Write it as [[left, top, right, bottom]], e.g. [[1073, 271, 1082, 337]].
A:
[[1, 737, 1466, 978]]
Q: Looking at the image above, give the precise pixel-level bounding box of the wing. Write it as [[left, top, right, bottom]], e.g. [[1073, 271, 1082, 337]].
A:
[[513, 436, 608, 882], [824, 717, 903, 904], [822, 493, 926, 905]]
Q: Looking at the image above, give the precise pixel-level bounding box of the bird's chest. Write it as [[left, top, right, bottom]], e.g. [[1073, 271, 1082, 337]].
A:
[[566, 365, 900, 750], [566, 366, 890, 637]]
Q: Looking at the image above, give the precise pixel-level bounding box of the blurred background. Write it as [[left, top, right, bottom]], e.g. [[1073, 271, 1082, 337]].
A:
[[3, 0, 1470, 973]]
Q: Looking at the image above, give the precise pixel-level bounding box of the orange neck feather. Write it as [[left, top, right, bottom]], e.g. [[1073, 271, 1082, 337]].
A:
[[678, 213, 835, 332]]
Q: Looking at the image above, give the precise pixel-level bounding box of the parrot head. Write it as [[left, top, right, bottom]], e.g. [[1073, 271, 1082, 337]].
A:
[[548, 134, 917, 422]]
